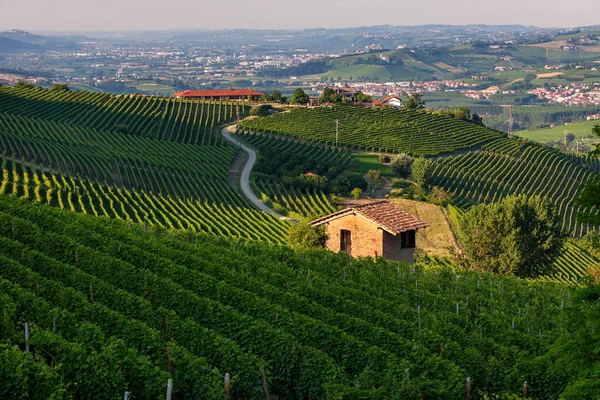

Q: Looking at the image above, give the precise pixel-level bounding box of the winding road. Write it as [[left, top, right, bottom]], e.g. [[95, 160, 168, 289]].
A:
[[221, 126, 289, 221]]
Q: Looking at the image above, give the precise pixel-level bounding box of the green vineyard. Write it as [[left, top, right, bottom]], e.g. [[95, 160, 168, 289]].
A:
[[431, 139, 599, 237], [238, 132, 354, 217], [239, 105, 505, 155], [0, 194, 578, 399], [0, 87, 288, 242], [0, 86, 247, 144]]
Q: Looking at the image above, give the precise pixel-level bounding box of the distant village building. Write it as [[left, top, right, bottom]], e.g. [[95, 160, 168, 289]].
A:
[[310, 201, 428, 264], [587, 113, 600, 121], [373, 96, 403, 108], [174, 88, 263, 101]]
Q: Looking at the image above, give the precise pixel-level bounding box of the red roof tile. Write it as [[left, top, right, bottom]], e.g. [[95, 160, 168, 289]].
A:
[[310, 200, 428, 235], [174, 89, 263, 98]]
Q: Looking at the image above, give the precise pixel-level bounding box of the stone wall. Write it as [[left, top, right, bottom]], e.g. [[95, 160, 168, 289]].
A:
[[324, 213, 383, 258], [382, 231, 416, 263]]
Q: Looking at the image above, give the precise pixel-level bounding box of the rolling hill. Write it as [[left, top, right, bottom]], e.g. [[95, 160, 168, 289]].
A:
[[239, 105, 599, 238], [0, 86, 289, 241], [0, 85, 599, 398], [0, 192, 580, 399]]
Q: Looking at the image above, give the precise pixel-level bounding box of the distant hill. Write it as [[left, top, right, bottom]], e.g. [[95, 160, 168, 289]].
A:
[[0, 29, 79, 51], [0, 36, 40, 53]]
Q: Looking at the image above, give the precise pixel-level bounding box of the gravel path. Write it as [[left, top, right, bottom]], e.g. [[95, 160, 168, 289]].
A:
[[221, 126, 289, 221]]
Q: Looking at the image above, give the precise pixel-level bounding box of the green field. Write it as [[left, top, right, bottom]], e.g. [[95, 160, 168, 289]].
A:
[[352, 151, 395, 177], [518, 119, 600, 142]]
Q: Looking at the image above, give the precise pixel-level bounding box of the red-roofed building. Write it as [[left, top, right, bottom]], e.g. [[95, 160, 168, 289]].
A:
[[174, 88, 263, 101], [373, 96, 403, 108], [310, 201, 428, 263]]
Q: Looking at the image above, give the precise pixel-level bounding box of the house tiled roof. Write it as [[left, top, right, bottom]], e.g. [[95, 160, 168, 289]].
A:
[[310, 200, 428, 235], [174, 89, 263, 98]]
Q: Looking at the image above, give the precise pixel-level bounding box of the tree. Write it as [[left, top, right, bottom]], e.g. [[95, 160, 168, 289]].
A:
[[285, 220, 327, 250], [366, 170, 385, 196], [351, 188, 363, 199], [459, 195, 565, 277], [471, 113, 484, 126], [271, 89, 283, 103], [319, 87, 341, 104], [291, 88, 309, 105], [428, 187, 452, 206], [565, 132, 576, 147], [404, 92, 425, 110], [356, 91, 373, 103], [411, 157, 431, 188], [389, 153, 414, 178], [14, 81, 35, 89], [50, 83, 70, 92]]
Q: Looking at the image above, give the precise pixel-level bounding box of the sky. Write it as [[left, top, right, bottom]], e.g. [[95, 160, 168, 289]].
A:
[[1, 0, 599, 32]]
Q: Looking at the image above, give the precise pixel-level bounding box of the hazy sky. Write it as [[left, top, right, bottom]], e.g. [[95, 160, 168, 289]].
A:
[[2, 0, 599, 31]]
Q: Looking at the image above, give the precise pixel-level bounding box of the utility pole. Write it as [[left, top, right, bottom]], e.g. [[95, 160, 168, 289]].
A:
[[335, 119, 339, 147], [507, 105, 514, 137]]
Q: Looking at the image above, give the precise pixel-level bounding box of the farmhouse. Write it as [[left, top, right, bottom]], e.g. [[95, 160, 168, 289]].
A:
[[174, 88, 263, 101], [310, 201, 428, 263], [373, 95, 403, 108]]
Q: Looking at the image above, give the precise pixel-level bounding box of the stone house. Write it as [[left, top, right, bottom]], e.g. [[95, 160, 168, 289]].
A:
[[310, 201, 428, 263]]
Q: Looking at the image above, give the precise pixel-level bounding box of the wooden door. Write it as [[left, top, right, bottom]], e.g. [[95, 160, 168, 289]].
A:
[[340, 230, 352, 255]]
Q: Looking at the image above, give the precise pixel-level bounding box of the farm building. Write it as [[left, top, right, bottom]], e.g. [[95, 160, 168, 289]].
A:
[[373, 95, 403, 108], [310, 201, 428, 263], [174, 88, 263, 100]]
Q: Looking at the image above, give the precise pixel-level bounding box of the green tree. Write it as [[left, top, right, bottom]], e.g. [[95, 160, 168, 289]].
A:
[[411, 157, 431, 188], [271, 89, 283, 103], [351, 187, 363, 199], [285, 220, 327, 250], [366, 169, 385, 196], [291, 88, 310, 105], [14, 81, 35, 89], [50, 83, 70, 92], [389, 153, 414, 178], [460, 195, 565, 276], [471, 113, 484, 126], [404, 92, 425, 110], [356, 91, 373, 103], [319, 87, 341, 104]]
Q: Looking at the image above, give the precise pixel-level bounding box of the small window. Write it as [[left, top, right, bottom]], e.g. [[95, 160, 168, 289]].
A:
[[340, 230, 352, 254], [401, 230, 416, 249]]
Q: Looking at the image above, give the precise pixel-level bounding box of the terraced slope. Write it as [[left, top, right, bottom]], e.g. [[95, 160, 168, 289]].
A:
[[239, 105, 505, 155], [238, 132, 353, 218], [431, 139, 599, 237], [0, 86, 247, 144], [0, 87, 288, 242], [0, 195, 576, 399]]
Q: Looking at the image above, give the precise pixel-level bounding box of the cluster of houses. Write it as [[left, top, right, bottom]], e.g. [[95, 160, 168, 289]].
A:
[[528, 84, 600, 106]]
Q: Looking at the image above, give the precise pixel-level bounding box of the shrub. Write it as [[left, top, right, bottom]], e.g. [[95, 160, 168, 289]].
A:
[[390, 153, 414, 178], [351, 188, 362, 199]]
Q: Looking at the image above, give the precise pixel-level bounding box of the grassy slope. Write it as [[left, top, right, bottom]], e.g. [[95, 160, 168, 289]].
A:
[[390, 198, 459, 258], [518, 119, 600, 142]]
